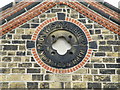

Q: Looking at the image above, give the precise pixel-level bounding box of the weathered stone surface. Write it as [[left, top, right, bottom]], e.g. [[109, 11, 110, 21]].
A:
[[100, 69, 115, 74], [2, 68, 10, 73], [74, 68, 88, 74], [2, 57, 12, 62], [107, 41, 120, 45], [21, 74, 32, 81], [7, 74, 21, 81], [91, 57, 102, 63], [0, 75, 7, 81], [50, 82, 64, 88], [106, 64, 120, 68], [88, 83, 101, 89], [95, 30, 101, 34], [24, 29, 35, 34], [65, 82, 71, 88], [10, 82, 25, 88], [18, 63, 32, 67], [8, 63, 17, 67], [13, 57, 21, 62], [94, 75, 110, 81], [19, 45, 26, 50], [12, 68, 25, 73], [8, 51, 16, 56], [91, 69, 98, 74], [94, 64, 105, 68], [72, 75, 82, 81], [40, 82, 49, 89], [16, 51, 26, 56], [0, 82, 8, 88], [45, 74, 54, 81], [73, 82, 86, 88], [104, 35, 114, 40], [27, 82, 38, 89], [16, 29, 24, 34], [22, 35, 32, 39], [99, 46, 112, 52], [103, 58, 115, 63], [3, 45, 18, 50], [107, 52, 119, 57], [54, 74, 72, 82], [83, 75, 93, 81], [103, 83, 120, 88], [1, 40, 10, 44], [99, 41, 106, 45], [114, 46, 120, 52], [27, 69, 40, 73], [32, 75, 43, 81], [95, 52, 106, 56], [112, 75, 120, 82]]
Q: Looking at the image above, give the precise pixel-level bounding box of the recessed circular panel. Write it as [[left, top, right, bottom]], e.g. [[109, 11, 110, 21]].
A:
[[36, 21, 88, 69]]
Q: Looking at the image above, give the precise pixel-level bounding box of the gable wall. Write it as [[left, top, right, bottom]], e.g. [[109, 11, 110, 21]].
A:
[[0, 4, 120, 89]]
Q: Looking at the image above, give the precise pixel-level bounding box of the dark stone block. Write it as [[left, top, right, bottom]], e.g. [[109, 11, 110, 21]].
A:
[[31, 24, 39, 28], [22, 35, 32, 39], [95, 30, 101, 34], [103, 83, 120, 88], [57, 13, 65, 20], [89, 30, 94, 35], [7, 34, 12, 39], [99, 46, 112, 51], [85, 24, 92, 29], [1, 40, 10, 44], [94, 64, 105, 68], [31, 19, 39, 23], [40, 82, 49, 89], [27, 40, 35, 48], [12, 40, 25, 44], [3, 45, 18, 50], [116, 58, 120, 63], [106, 64, 120, 68], [84, 64, 93, 68], [2, 57, 12, 62], [32, 75, 43, 81], [18, 63, 32, 67], [27, 82, 38, 89], [88, 83, 101, 89], [95, 52, 106, 56], [89, 41, 97, 49], [98, 35, 103, 39], [107, 41, 120, 45], [51, 9, 62, 13], [114, 46, 120, 52], [31, 57, 35, 62], [26, 2, 41, 10], [117, 70, 120, 74], [79, 14, 85, 18], [78, 19, 86, 23], [16, 51, 25, 56], [34, 63, 40, 67], [27, 69, 40, 73], [20, 24, 30, 28], [100, 69, 115, 74], [99, 41, 106, 45]]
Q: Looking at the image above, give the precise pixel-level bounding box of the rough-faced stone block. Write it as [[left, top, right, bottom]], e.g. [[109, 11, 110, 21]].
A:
[[72, 75, 82, 81], [3, 45, 18, 50], [27, 82, 38, 89], [73, 82, 86, 88], [94, 75, 110, 81], [10, 82, 25, 88], [88, 83, 101, 89], [32, 75, 43, 81], [40, 82, 49, 89], [2, 57, 12, 62], [12, 68, 25, 73], [100, 69, 115, 74]]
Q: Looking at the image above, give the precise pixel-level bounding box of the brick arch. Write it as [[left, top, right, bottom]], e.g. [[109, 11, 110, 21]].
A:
[[0, 1, 120, 36]]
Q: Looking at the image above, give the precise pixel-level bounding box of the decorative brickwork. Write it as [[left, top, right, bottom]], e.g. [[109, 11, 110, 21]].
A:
[[0, 0, 120, 89]]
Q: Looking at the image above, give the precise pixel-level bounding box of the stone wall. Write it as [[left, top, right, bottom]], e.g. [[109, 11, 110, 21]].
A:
[[0, 4, 120, 89]]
